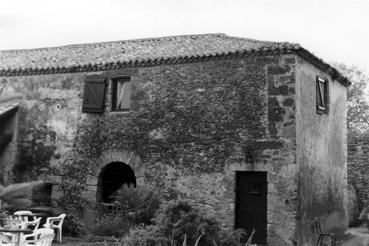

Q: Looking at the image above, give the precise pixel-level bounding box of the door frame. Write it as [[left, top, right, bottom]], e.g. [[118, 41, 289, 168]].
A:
[[235, 171, 268, 245]]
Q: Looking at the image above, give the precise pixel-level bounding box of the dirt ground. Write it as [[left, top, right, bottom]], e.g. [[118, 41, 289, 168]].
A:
[[339, 227, 369, 246], [59, 236, 122, 246], [58, 227, 369, 246]]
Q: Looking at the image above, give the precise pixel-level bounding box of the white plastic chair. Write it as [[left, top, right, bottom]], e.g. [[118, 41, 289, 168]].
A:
[[22, 228, 55, 246], [1, 217, 26, 245], [43, 214, 65, 243], [20, 217, 41, 231], [0, 233, 12, 246], [13, 211, 35, 223]]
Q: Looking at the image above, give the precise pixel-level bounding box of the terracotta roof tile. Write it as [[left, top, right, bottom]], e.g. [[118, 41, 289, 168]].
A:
[[0, 33, 350, 86]]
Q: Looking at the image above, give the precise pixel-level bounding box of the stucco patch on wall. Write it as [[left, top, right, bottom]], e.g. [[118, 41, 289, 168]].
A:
[[295, 56, 348, 245]]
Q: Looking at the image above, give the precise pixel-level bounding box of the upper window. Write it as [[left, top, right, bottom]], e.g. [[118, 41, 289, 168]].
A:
[[112, 76, 131, 111], [316, 76, 329, 114]]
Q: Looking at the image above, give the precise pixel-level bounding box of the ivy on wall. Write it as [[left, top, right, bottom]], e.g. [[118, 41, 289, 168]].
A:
[[60, 60, 269, 195]]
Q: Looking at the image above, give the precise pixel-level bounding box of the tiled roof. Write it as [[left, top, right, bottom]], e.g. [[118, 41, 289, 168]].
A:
[[0, 33, 349, 86]]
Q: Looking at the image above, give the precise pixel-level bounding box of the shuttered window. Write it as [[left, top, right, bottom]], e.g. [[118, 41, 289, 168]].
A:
[[316, 76, 329, 114], [112, 77, 131, 111], [82, 75, 106, 113]]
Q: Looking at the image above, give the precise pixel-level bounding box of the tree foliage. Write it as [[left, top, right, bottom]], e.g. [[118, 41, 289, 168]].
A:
[[333, 63, 369, 137]]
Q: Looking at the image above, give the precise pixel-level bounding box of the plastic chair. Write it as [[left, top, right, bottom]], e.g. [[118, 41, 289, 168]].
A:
[[37, 230, 55, 246], [22, 228, 55, 246], [43, 214, 65, 243], [315, 220, 336, 246], [13, 211, 35, 223], [1, 217, 25, 244], [20, 217, 41, 231], [0, 233, 12, 246]]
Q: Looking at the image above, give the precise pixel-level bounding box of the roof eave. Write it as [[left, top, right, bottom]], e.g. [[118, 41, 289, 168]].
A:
[[296, 48, 351, 87], [0, 48, 351, 87]]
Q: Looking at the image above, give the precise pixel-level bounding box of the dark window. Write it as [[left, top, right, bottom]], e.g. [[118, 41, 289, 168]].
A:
[[112, 77, 131, 111], [82, 75, 106, 114], [316, 76, 329, 114]]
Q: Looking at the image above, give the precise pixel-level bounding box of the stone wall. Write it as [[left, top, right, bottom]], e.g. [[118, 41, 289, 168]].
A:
[[295, 57, 348, 245], [347, 136, 369, 217], [0, 74, 84, 182], [0, 54, 339, 245], [0, 97, 20, 184]]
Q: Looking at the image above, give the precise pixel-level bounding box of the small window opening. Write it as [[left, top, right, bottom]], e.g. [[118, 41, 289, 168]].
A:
[[316, 76, 329, 114], [112, 77, 131, 111]]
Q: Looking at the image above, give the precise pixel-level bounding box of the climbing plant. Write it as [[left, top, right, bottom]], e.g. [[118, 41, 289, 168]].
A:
[[60, 63, 268, 198]]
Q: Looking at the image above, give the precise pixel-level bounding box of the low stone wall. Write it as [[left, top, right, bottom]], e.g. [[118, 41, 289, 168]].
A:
[[348, 137, 369, 216]]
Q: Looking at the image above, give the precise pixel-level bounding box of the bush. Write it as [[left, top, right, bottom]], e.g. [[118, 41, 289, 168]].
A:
[[62, 213, 84, 237], [113, 185, 161, 225], [81, 205, 130, 238], [217, 228, 247, 246], [157, 201, 224, 246], [72, 185, 162, 238], [90, 215, 129, 237], [53, 194, 88, 237], [123, 225, 169, 246], [123, 200, 246, 246]]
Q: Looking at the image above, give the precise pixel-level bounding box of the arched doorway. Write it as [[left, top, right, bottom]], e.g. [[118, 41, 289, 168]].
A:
[[97, 162, 136, 203]]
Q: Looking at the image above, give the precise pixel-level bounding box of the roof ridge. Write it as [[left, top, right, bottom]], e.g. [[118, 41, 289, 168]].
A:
[[0, 33, 228, 53], [221, 34, 297, 45], [0, 33, 349, 86]]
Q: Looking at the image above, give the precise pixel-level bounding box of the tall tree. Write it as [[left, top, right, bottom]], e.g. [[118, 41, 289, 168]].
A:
[[333, 63, 369, 137]]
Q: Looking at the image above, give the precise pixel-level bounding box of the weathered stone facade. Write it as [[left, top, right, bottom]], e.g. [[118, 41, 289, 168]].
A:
[[0, 34, 349, 245], [0, 96, 20, 184], [347, 137, 369, 218], [295, 58, 348, 245]]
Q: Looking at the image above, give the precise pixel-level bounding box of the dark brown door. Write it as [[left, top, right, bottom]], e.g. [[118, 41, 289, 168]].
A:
[[235, 171, 267, 245]]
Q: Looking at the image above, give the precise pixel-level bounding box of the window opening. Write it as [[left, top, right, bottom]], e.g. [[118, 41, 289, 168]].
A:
[[112, 77, 131, 111], [316, 76, 328, 114]]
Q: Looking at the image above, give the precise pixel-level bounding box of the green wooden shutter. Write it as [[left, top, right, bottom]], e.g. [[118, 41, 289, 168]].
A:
[[82, 75, 106, 113]]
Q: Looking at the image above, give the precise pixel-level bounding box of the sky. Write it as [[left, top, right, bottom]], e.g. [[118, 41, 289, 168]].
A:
[[0, 0, 368, 71]]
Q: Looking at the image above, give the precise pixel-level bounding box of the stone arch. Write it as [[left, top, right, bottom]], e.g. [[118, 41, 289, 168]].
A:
[[96, 149, 144, 180], [97, 161, 136, 203], [90, 149, 145, 203]]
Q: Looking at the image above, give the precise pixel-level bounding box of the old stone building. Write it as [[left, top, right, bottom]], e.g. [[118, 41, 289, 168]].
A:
[[0, 34, 349, 245]]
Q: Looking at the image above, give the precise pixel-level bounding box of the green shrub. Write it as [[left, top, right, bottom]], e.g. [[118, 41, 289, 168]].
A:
[[170, 211, 220, 246], [53, 194, 88, 237], [81, 205, 130, 238], [122, 200, 253, 246], [91, 216, 129, 237], [113, 185, 161, 225], [62, 213, 84, 237], [123, 225, 169, 246], [217, 228, 246, 246]]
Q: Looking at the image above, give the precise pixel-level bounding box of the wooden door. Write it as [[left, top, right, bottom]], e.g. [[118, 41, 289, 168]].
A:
[[235, 171, 267, 245]]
